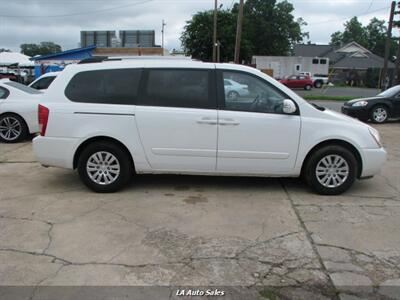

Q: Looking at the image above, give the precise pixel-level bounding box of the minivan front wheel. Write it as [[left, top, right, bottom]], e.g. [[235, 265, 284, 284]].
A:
[[77, 141, 133, 193], [304, 145, 357, 195]]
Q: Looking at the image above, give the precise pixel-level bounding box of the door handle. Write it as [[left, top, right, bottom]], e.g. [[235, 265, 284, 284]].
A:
[[219, 118, 240, 126], [196, 117, 218, 125]]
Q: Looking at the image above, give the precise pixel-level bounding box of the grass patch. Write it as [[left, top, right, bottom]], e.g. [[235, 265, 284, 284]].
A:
[[302, 95, 357, 101], [259, 288, 279, 300]]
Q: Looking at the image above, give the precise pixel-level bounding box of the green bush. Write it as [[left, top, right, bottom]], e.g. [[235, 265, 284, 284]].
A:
[[365, 68, 380, 88]]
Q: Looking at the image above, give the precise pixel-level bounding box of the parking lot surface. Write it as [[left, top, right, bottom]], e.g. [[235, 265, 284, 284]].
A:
[[0, 122, 399, 300]]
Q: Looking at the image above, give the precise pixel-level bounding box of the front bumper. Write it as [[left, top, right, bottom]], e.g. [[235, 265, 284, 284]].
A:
[[341, 106, 369, 120], [360, 147, 387, 178], [33, 136, 77, 169]]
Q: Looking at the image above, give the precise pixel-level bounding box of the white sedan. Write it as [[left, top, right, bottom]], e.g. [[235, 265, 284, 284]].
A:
[[0, 79, 41, 143], [29, 72, 59, 90], [224, 78, 250, 99]]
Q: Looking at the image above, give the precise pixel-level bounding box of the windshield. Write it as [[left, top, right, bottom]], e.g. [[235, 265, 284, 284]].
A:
[[377, 85, 400, 98], [4, 81, 41, 94]]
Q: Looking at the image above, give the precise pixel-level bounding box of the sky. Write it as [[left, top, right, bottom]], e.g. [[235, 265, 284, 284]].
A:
[[0, 0, 394, 53]]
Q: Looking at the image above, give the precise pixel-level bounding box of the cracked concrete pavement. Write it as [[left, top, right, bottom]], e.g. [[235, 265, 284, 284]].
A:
[[0, 123, 399, 300]]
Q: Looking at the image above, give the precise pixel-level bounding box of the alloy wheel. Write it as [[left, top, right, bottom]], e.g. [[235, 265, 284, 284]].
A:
[[0, 117, 22, 141], [315, 154, 349, 188], [372, 108, 387, 123], [86, 151, 121, 185]]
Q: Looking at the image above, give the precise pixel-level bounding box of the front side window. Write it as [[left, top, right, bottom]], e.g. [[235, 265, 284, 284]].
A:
[[65, 69, 142, 105], [140, 69, 213, 109], [31, 76, 56, 90], [222, 71, 288, 114]]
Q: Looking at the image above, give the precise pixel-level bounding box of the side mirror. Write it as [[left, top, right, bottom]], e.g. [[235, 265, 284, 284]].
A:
[[283, 99, 297, 114]]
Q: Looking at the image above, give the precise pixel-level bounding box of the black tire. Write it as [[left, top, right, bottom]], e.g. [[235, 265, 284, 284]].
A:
[[314, 80, 323, 88], [227, 91, 240, 100], [304, 84, 312, 90], [0, 113, 28, 143], [77, 141, 133, 193], [304, 145, 357, 195], [370, 105, 389, 124]]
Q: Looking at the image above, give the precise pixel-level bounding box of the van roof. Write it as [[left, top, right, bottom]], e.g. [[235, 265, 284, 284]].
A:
[[67, 59, 260, 74]]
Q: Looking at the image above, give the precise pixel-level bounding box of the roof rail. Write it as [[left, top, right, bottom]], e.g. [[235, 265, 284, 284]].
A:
[[78, 56, 109, 64], [78, 55, 194, 64]]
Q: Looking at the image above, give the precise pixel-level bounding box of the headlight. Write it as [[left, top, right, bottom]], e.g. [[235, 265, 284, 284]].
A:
[[352, 100, 368, 107], [368, 127, 382, 148]]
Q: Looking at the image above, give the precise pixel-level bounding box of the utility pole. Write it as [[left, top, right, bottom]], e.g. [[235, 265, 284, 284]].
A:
[[213, 0, 218, 62], [394, 2, 400, 84], [217, 41, 221, 63], [381, 1, 396, 89], [161, 20, 167, 56], [234, 0, 244, 64]]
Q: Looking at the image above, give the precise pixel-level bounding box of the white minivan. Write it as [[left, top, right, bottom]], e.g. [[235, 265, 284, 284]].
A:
[[33, 59, 386, 194]]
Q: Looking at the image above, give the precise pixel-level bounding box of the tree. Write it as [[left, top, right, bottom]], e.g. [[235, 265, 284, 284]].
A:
[[181, 0, 307, 62], [20, 42, 62, 57], [341, 17, 368, 46], [365, 18, 389, 58], [181, 10, 238, 62], [240, 0, 307, 57], [330, 31, 343, 47], [330, 17, 394, 58], [0, 48, 11, 53]]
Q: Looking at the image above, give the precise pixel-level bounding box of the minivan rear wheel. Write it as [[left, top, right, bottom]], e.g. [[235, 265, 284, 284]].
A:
[[304, 145, 357, 195], [77, 141, 133, 193]]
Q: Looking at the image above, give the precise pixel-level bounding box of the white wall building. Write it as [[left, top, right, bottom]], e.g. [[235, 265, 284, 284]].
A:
[[252, 56, 329, 79]]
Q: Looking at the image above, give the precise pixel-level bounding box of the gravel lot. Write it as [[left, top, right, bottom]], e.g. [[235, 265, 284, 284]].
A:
[[0, 120, 399, 299]]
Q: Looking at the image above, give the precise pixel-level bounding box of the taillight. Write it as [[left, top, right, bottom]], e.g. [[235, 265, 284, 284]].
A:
[[38, 104, 49, 136]]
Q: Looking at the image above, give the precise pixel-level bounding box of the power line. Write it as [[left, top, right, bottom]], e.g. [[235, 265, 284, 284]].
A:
[[307, 5, 390, 25], [0, 0, 155, 18]]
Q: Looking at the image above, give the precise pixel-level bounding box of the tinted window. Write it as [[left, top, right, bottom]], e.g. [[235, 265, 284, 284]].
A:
[[31, 76, 56, 90], [65, 69, 142, 105], [0, 87, 9, 99], [320, 59, 327, 64], [4, 81, 41, 94], [222, 71, 288, 114], [312, 58, 319, 64], [140, 69, 213, 109]]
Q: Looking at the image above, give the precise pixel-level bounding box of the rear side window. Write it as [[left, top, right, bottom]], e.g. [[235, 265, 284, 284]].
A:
[[0, 87, 9, 99], [4, 81, 41, 94], [139, 69, 214, 109], [65, 69, 142, 105], [31, 76, 56, 90]]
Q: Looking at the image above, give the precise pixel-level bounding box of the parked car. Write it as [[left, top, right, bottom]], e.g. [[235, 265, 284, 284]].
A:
[[300, 72, 330, 88], [341, 85, 400, 123], [0, 79, 41, 142], [312, 74, 330, 88], [223, 78, 249, 99], [29, 72, 59, 90], [33, 60, 386, 195], [0, 72, 17, 81], [279, 75, 313, 90]]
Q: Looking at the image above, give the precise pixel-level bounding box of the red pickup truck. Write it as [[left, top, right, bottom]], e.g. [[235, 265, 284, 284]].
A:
[[279, 75, 313, 90]]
